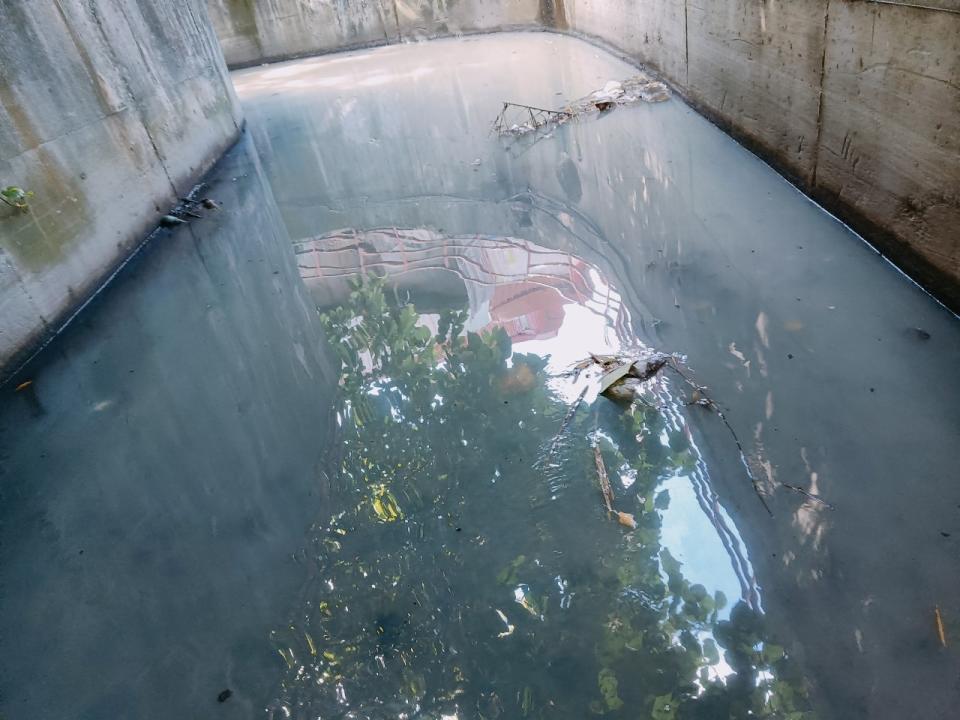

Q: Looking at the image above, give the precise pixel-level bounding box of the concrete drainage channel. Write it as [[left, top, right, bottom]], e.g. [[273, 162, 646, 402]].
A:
[[208, 0, 960, 311], [0, 3, 958, 720], [2, 0, 957, 378]]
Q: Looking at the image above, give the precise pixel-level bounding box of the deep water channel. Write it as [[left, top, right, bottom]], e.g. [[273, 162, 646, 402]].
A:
[[2, 33, 959, 720]]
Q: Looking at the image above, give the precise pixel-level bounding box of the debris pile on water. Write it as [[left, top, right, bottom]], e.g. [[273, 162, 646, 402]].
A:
[[492, 74, 669, 137]]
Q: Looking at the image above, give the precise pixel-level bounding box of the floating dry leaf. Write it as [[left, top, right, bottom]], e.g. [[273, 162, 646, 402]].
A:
[[616, 511, 637, 530], [14, 380, 32, 392]]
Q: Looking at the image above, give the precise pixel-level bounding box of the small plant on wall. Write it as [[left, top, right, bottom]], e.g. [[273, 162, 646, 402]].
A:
[[1, 186, 33, 212]]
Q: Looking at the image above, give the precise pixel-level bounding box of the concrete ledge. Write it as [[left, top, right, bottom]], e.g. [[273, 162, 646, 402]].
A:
[[220, 23, 548, 71]]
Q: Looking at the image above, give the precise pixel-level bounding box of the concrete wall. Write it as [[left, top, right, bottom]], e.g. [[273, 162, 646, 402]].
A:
[[564, 0, 960, 309], [0, 0, 242, 377], [207, 0, 544, 67]]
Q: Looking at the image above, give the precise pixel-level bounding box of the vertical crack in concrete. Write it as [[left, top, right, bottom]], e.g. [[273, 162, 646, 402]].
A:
[[811, 0, 832, 188], [391, 0, 402, 42], [81, 0, 180, 198]]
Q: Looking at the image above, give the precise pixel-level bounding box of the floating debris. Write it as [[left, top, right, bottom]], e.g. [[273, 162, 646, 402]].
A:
[[781, 482, 835, 509], [540, 386, 589, 466], [595, 443, 636, 530], [570, 350, 781, 516], [599, 362, 633, 395], [492, 74, 670, 138], [564, 350, 671, 401], [935, 606, 948, 648], [594, 444, 615, 513], [495, 609, 515, 638], [490, 102, 573, 137]]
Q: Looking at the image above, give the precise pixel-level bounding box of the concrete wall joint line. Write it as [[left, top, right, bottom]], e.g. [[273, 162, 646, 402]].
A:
[[3, 106, 131, 164], [110, 1, 179, 196], [392, 0, 402, 42]]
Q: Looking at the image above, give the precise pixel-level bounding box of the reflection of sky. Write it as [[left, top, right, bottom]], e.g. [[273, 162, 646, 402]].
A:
[[659, 472, 741, 622], [475, 282, 755, 624], [513, 302, 619, 372]]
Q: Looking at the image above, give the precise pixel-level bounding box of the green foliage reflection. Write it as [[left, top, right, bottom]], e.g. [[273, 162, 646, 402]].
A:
[[270, 278, 815, 720]]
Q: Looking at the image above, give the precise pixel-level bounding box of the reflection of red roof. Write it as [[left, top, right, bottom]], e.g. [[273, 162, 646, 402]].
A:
[[489, 283, 568, 341], [295, 228, 633, 343]]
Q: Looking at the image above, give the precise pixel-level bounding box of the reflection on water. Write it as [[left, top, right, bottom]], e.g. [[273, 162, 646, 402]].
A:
[[3, 30, 957, 720], [295, 227, 633, 346], [268, 262, 813, 718]]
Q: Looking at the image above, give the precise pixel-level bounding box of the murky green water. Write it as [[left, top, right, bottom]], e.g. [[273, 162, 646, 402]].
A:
[[2, 33, 959, 720]]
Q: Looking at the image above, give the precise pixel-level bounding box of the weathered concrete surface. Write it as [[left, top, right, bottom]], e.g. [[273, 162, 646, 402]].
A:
[[814, 0, 960, 303], [684, 0, 828, 183], [207, 0, 543, 67], [0, 0, 241, 377], [564, 0, 686, 86], [562, 0, 960, 309]]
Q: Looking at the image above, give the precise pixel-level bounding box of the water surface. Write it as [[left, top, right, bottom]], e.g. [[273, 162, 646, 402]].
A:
[[1, 32, 958, 720]]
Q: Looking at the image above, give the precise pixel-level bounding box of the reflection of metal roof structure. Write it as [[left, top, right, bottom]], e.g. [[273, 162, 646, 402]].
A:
[[294, 227, 634, 343]]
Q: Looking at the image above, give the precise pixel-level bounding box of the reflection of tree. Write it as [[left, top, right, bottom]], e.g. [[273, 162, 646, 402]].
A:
[[268, 278, 815, 720]]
